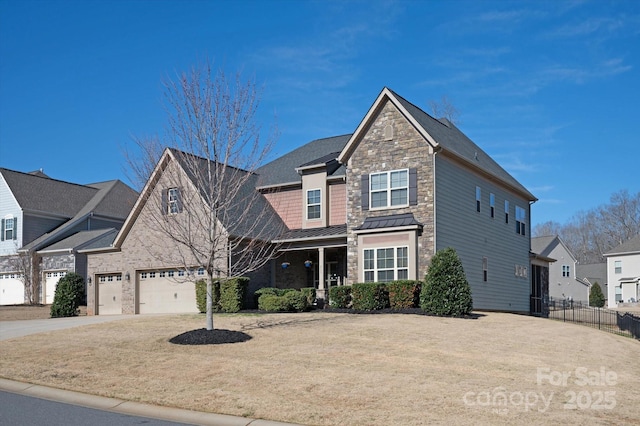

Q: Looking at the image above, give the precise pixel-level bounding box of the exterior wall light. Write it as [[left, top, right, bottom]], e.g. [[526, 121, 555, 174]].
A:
[[281, 262, 290, 269]]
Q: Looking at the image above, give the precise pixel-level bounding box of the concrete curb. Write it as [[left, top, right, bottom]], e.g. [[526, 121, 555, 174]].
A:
[[0, 378, 300, 426]]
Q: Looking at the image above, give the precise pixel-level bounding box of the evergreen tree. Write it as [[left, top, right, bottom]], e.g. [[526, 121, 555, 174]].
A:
[[589, 282, 605, 308], [420, 247, 473, 316], [50, 272, 85, 318]]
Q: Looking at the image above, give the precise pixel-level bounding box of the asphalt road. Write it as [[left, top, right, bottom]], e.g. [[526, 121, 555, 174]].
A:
[[0, 390, 192, 426]]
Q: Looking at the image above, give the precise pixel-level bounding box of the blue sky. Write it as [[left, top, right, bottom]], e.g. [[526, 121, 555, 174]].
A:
[[1, 0, 639, 227]]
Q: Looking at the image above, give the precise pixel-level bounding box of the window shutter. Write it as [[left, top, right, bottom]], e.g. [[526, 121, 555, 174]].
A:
[[161, 189, 168, 215], [12, 217, 17, 240], [0, 218, 4, 241], [176, 188, 183, 213], [361, 175, 369, 210], [409, 168, 418, 206]]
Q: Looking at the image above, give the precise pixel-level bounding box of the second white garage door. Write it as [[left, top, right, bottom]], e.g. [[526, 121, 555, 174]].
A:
[[44, 271, 66, 304], [138, 270, 198, 314]]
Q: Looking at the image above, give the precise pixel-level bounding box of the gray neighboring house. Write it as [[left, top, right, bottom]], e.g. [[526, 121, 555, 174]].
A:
[[0, 168, 137, 305], [576, 263, 607, 303], [531, 235, 590, 304]]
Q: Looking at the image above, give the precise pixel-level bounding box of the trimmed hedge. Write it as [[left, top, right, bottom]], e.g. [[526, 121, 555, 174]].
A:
[[257, 288, 309, 312], [220, 277, 249, 313], [351, 282, 389, 311], [196, 279, 207, 313], [329, 285, 351, 308], [50, 272, 85, 318], [196, 277, 249, 313], [387, 280, 422, 309]]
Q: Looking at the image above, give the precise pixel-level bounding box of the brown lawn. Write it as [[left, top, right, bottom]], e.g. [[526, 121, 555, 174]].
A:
[[0, 305, 87, 321], [0, 311, 638, 425]]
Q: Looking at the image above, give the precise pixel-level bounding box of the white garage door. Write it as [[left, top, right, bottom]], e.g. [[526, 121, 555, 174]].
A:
[[98, 274, 122, 315], [0, 273, 25, 305], [44, 271, 67, 304], [138, 269, 198, 314]]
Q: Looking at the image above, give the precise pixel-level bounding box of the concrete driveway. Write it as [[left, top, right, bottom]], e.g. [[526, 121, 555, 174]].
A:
[[0, 315, 136, 341]]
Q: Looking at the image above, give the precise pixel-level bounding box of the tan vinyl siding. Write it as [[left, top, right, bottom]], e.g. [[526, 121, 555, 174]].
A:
[[435, 154, 530, 312]]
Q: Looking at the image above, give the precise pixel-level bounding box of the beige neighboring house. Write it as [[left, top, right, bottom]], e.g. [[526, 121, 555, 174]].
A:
[[531, 235, 589, 304], [605, 235, 640, 308]]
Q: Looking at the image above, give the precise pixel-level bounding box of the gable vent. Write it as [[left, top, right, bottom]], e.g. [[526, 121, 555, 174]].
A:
[[384, 124, 394, 141]]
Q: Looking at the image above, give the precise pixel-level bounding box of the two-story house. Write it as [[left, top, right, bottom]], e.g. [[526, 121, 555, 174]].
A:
[[0, 168, 137, 305], [531, 235, 590, 304], [85, 87, 539, 315], [605, 234, 640, 308]]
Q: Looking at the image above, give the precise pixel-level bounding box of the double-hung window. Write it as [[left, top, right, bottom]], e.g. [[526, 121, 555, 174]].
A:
[[476, 187, 481, 212], [562, 265, 570, 278], [370, 169, 408, 209], [490, 193, 495, 218], [515, 206, 526, 235], [3, 217, 14, 240], [363, 247, 408, 282], [306, 189, 321, 219], [614, 261, 622, 274], [505, 200, 510, 224], [168, 188, 180, 214]]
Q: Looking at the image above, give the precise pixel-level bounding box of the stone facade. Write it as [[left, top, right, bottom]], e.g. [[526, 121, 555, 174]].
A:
[[345, 100, 435, 283]]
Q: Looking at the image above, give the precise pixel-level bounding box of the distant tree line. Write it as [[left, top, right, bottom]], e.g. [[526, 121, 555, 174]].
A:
[[533, 190, 640, 264]]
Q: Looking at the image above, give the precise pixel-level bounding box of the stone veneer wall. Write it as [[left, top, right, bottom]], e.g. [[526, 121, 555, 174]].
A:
[[345, 101, 435, 284]]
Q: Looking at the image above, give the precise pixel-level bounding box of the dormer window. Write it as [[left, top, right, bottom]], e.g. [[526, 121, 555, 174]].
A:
[[370, 169, 408, 209], [306, 189, 321, 220]]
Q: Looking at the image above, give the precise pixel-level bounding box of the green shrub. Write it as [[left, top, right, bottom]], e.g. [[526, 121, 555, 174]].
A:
[[589, 282, 605, 308], [258, 294, 290, 312], [50, 272, 85, 318], [284, 291, 308, 312], [300, 287, 316, 306], [351, 282, 389, 311], [420, 247, 473, 316], [219, 277, 249, 313], [257, 289, 308, 312], [196, 279, 207, 313], [387, 280, 422, 309], [329, 285, 351, 308]]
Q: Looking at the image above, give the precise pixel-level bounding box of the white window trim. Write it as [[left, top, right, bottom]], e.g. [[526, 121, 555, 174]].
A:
[[306, 188, 322, 220], [614, 261, 622, 274], [363, 246, 409, 282], [370, 169, 409, 210], [168, 188, 180, 215], [515, 205, 526, 235]]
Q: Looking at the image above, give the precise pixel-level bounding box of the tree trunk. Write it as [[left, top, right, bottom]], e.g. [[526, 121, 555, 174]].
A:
[[206, 278, 213, 330]]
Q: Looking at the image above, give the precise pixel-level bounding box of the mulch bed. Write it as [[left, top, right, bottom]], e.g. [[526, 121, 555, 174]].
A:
[[169, 328, 252, 345]]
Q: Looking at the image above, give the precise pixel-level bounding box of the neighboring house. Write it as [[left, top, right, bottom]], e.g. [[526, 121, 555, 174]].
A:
[[86, 87, 540, 315], [0, 168, 137, 305], [604, 235, 640, 308], [576, 262, 607, 303], [531, 235, 589, 304]]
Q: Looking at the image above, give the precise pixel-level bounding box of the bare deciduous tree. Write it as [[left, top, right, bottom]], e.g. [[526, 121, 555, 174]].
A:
[[429, 95, 461, 125], [10, 249, 41, 305], [127, 63, 283, 330], [534, 190, 640, 264]]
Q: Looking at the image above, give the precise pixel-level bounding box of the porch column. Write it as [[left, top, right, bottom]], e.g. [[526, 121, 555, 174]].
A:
[[317, 247, 326, 305]]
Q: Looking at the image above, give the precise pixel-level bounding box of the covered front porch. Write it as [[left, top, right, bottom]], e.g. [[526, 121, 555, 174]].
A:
[[272, 225, 347, 306]]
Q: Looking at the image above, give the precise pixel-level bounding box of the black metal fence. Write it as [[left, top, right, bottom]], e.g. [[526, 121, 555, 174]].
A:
[[547, 298, 640, 340]]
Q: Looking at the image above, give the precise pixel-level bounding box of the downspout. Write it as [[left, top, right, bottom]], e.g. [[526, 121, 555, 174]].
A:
[[432, 148, 438, 256]]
